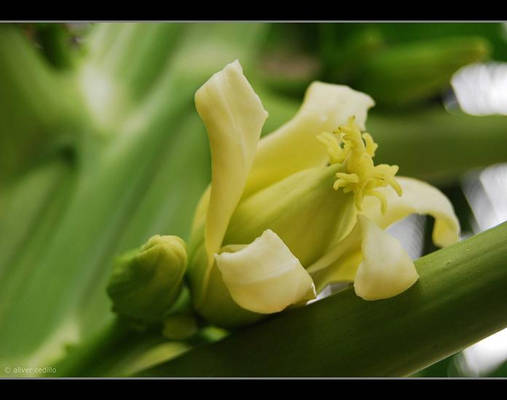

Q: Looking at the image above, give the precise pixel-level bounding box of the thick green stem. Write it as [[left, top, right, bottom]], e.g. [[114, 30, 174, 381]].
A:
[[139, 221, 507, 377], [369, 108, 507, 185], [50, 318, 190, 378]]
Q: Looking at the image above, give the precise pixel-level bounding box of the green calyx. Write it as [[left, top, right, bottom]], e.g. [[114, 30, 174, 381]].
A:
[[107, 235, 188, 325]]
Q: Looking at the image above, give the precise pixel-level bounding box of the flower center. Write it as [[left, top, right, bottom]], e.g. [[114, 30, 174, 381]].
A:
[[317, 116, 402, 213]]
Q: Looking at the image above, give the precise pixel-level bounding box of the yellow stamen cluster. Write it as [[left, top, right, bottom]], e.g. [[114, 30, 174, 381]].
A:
[[317, 116, 402, 214]]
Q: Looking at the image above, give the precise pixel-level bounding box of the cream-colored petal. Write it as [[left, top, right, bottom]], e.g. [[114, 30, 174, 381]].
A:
[[362, 176, 460, 247], [195, 60, 268, 265], [354, 216, 419, 300], [243, 82, 375, 197], [215, 229, 316, 314]]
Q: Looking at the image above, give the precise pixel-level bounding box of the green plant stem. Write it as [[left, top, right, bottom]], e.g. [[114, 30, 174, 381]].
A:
[[139, 221, 507, 377], [0, 158, 72, 273], [51, 318, 190, 377], [369, 108, 507, 185]]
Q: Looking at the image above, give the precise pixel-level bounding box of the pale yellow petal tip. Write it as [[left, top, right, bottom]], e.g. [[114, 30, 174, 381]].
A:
[[353, 216, 419, 301], [433, 218, 461, 248], [371, 176, 460, 249], [215, 229, 316, 314], [195, 59, 268, 121], [305, 82, 375, 131], [435, 236, 459, 249], [220, 59, 245, 80]]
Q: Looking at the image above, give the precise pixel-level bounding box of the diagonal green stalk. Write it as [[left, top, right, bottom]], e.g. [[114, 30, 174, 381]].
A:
[[0, 157, 73, 273], [49, 318, 190, 378], [51, 316, 228, 377], [368, 109, 507, 185], [138, 221, 507, 377]]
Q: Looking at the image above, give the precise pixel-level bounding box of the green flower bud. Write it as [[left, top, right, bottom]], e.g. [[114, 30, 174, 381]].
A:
[[107, 235, 187, 324]]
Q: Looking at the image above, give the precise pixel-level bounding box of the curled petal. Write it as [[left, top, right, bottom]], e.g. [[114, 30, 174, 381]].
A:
[[354, 216, 419, 300], [215, 230, 316, 314], [362, 177, 460, 247], [243, 82, 374, 197], [195, 60, 268, 266], [308, 216, 419, 299]]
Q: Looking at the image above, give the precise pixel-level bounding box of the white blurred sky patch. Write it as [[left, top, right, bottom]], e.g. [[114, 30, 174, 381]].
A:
[[451, 58, 507, 377], [451, 62, 507, 116], [458, 328, 507, 377], [460, 163, 507, 376]]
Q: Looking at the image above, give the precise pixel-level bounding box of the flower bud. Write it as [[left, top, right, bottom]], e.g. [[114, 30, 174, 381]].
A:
[[107, 235, 187, 324]]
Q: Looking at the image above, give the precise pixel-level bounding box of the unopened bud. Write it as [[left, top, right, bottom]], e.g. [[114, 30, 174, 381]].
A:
[[107, 235, 187, 324]]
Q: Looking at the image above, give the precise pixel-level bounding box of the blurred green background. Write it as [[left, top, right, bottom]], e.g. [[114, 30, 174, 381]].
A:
[[1, 22, 507, 377]]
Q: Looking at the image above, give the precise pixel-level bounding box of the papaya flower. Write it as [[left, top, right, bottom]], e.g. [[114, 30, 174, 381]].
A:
[[108, 60, 460, 330], [179, 59, 461, 328]]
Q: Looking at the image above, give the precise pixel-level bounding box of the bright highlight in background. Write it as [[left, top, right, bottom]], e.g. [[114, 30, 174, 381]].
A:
[[460, 163, 507, 375], [451, 62, 507, 116]]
